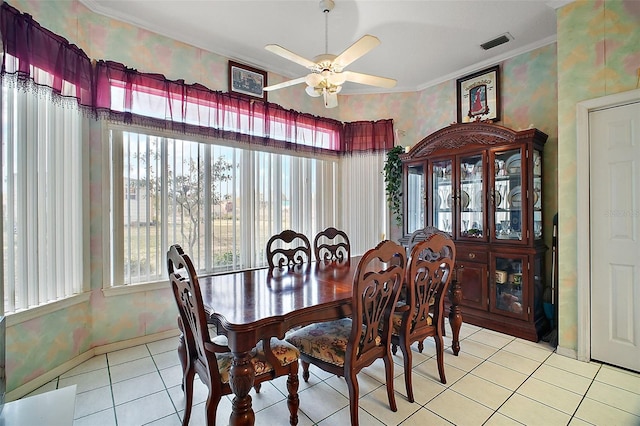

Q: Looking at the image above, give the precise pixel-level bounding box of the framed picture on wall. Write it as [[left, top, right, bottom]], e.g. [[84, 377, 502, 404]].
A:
[[456, 65, 500, 123], [228, 60, 268, 101]]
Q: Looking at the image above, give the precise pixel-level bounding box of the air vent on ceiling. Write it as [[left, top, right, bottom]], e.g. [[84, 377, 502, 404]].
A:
[[481, 33, 513, 50]]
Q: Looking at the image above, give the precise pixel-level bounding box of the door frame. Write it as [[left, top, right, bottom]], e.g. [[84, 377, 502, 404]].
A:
[[576, 88, 640, 362]]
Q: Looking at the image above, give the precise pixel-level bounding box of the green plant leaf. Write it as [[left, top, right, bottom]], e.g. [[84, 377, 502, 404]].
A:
[[383, 145, 405, 227]]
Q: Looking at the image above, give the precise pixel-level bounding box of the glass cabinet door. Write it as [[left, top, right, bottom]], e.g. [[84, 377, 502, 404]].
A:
[[406, 163, 425, 234], [493, 148, 524, 242], [491, 254, 527, 319], [432, 159, 452, 234], [533, 149, 543, 239], [459, 154, 485, 239]]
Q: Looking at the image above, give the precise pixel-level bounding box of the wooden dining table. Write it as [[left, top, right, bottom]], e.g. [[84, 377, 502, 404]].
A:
[[198, 258, 462, 426]]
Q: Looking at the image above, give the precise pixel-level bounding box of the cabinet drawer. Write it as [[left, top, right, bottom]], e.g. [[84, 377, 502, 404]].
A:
[[456, 247, 488, 263]]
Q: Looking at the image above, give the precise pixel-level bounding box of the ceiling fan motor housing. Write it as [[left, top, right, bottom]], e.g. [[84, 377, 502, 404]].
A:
[[319, 0, 335, 13]]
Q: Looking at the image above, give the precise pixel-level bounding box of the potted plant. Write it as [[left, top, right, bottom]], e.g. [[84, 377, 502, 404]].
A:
[[383, 145, 404, 226]]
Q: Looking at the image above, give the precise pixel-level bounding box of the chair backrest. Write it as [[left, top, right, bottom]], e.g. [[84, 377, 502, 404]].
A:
[[347, 240, 406, 368], [313, 227, 351, 262], [266, 230, 311, 268], [406, 233, 456, 333], [407, 226, 451, 253], [167, 244, 220, 380]]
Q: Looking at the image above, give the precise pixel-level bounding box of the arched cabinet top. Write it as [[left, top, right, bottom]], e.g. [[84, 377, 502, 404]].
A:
[[400, 123, 548, 161]]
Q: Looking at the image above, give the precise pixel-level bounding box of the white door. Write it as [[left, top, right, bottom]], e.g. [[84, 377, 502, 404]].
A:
[[590, 100, 640, 371]]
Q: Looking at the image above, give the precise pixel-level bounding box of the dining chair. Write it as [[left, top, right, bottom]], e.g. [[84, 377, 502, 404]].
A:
[[313, 227, 351, 262], [391, 233, 456, 402], [406, 226, 451, 253], [405, 226, 452, 328], [266, 229, 311, 268], [167, 244, 301, 426], [286, 240, 407, 426]]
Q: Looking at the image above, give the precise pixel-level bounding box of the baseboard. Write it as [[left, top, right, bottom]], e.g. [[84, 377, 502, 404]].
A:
[[7, 328, 180, 401], [93, 329, 180, 355]]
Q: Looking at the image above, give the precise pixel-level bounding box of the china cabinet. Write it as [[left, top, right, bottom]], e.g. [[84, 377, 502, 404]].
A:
[[400, 123, 548, 341]]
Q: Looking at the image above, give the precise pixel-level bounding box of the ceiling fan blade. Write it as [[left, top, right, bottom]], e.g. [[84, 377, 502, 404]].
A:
[[342, 71, 397, 89], [265, 44, 317, 69], [324, 90, 338, 108], [263, 76, 308, 91], [333, 35, 380, 69]]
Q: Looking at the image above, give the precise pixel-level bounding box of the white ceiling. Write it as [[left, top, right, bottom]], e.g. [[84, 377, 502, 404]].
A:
[[79, 0, 566, 95]]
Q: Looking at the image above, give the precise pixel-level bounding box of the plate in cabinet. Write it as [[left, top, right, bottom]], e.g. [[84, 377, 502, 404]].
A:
[[507, 186, 522, 209], [447, 190, 470, 210], [505, 154, 521, 175]]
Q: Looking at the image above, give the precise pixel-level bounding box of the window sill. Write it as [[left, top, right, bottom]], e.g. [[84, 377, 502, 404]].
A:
[[102, 280, 169, 298], [6, 293, 92, 327]]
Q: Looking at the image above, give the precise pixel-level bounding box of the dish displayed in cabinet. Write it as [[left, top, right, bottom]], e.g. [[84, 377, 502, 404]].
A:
[[447, 190, 470, 210], [494, 190, 502, 208], [505, 154, 521, 175], [507, 186, 522, 209]]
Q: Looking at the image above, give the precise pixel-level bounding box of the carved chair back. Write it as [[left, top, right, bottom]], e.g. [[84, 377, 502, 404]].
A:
[[313, 227, 351, 262], [266, 230, 311, 268]]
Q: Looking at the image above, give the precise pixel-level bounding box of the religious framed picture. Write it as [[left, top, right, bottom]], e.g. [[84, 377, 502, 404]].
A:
[[228, 60, 268, 101], [456, 65, 500, 123]]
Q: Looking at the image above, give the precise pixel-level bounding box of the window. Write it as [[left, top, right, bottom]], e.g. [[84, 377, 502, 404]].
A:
[[2, 75, 85, 314], [109, 128, 339, 286]]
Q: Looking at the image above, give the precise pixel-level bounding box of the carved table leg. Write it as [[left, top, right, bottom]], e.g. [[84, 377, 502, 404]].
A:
[[287, 362, 300, 426], [229, 351, 256, 426], [449, 277, 463, 356]]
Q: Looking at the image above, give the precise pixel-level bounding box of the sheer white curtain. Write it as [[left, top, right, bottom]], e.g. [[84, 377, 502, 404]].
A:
[[340, 152, 388, 256], [2, 76, 84, 313]]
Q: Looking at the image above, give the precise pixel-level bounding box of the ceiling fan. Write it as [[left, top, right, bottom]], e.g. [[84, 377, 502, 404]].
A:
[[262, 0, 396, 108]]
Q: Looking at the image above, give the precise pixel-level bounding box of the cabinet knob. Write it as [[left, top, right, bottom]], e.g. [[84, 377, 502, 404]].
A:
[[468, 252, 476, 259]]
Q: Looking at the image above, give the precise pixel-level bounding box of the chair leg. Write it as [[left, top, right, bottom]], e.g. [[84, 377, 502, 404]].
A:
[[182, 366, 195, 426], [287, 364, 300, 426], [399, 339, 414, 403], [383, 353, 398, 412], [345, 370, 361, 426], [253, 383, 262, 393], [417, 339, 425, 353], [301, 360, 310, 382], [178, 333, 187, 390], [204, 393, 222, 426], [435, 334, 447, 384], [391, 342, 398, 355]]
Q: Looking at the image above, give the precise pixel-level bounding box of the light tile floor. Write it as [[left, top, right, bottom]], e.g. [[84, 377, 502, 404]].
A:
[[26, 321, 640, 425]]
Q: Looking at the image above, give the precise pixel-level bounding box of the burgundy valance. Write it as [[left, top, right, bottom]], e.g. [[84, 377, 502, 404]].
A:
[[95, 60, 344, 156], [0, 2, 93, 107], [343, 119, 395, 153]]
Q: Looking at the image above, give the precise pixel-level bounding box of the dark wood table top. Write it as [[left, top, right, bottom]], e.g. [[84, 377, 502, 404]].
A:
[[199, 258, 358, 351]]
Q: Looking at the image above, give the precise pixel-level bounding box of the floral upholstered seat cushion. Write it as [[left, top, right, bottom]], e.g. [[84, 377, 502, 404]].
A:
[[216, 338, 299, 384], [286, 318, 380, 367], [390, 310, 433, 336]]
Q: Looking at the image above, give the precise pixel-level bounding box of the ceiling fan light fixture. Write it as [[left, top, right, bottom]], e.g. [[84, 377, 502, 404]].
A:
[[305, 85, 322, 97], [326, 73, 347, 86], [305, 73, 324, 87]]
